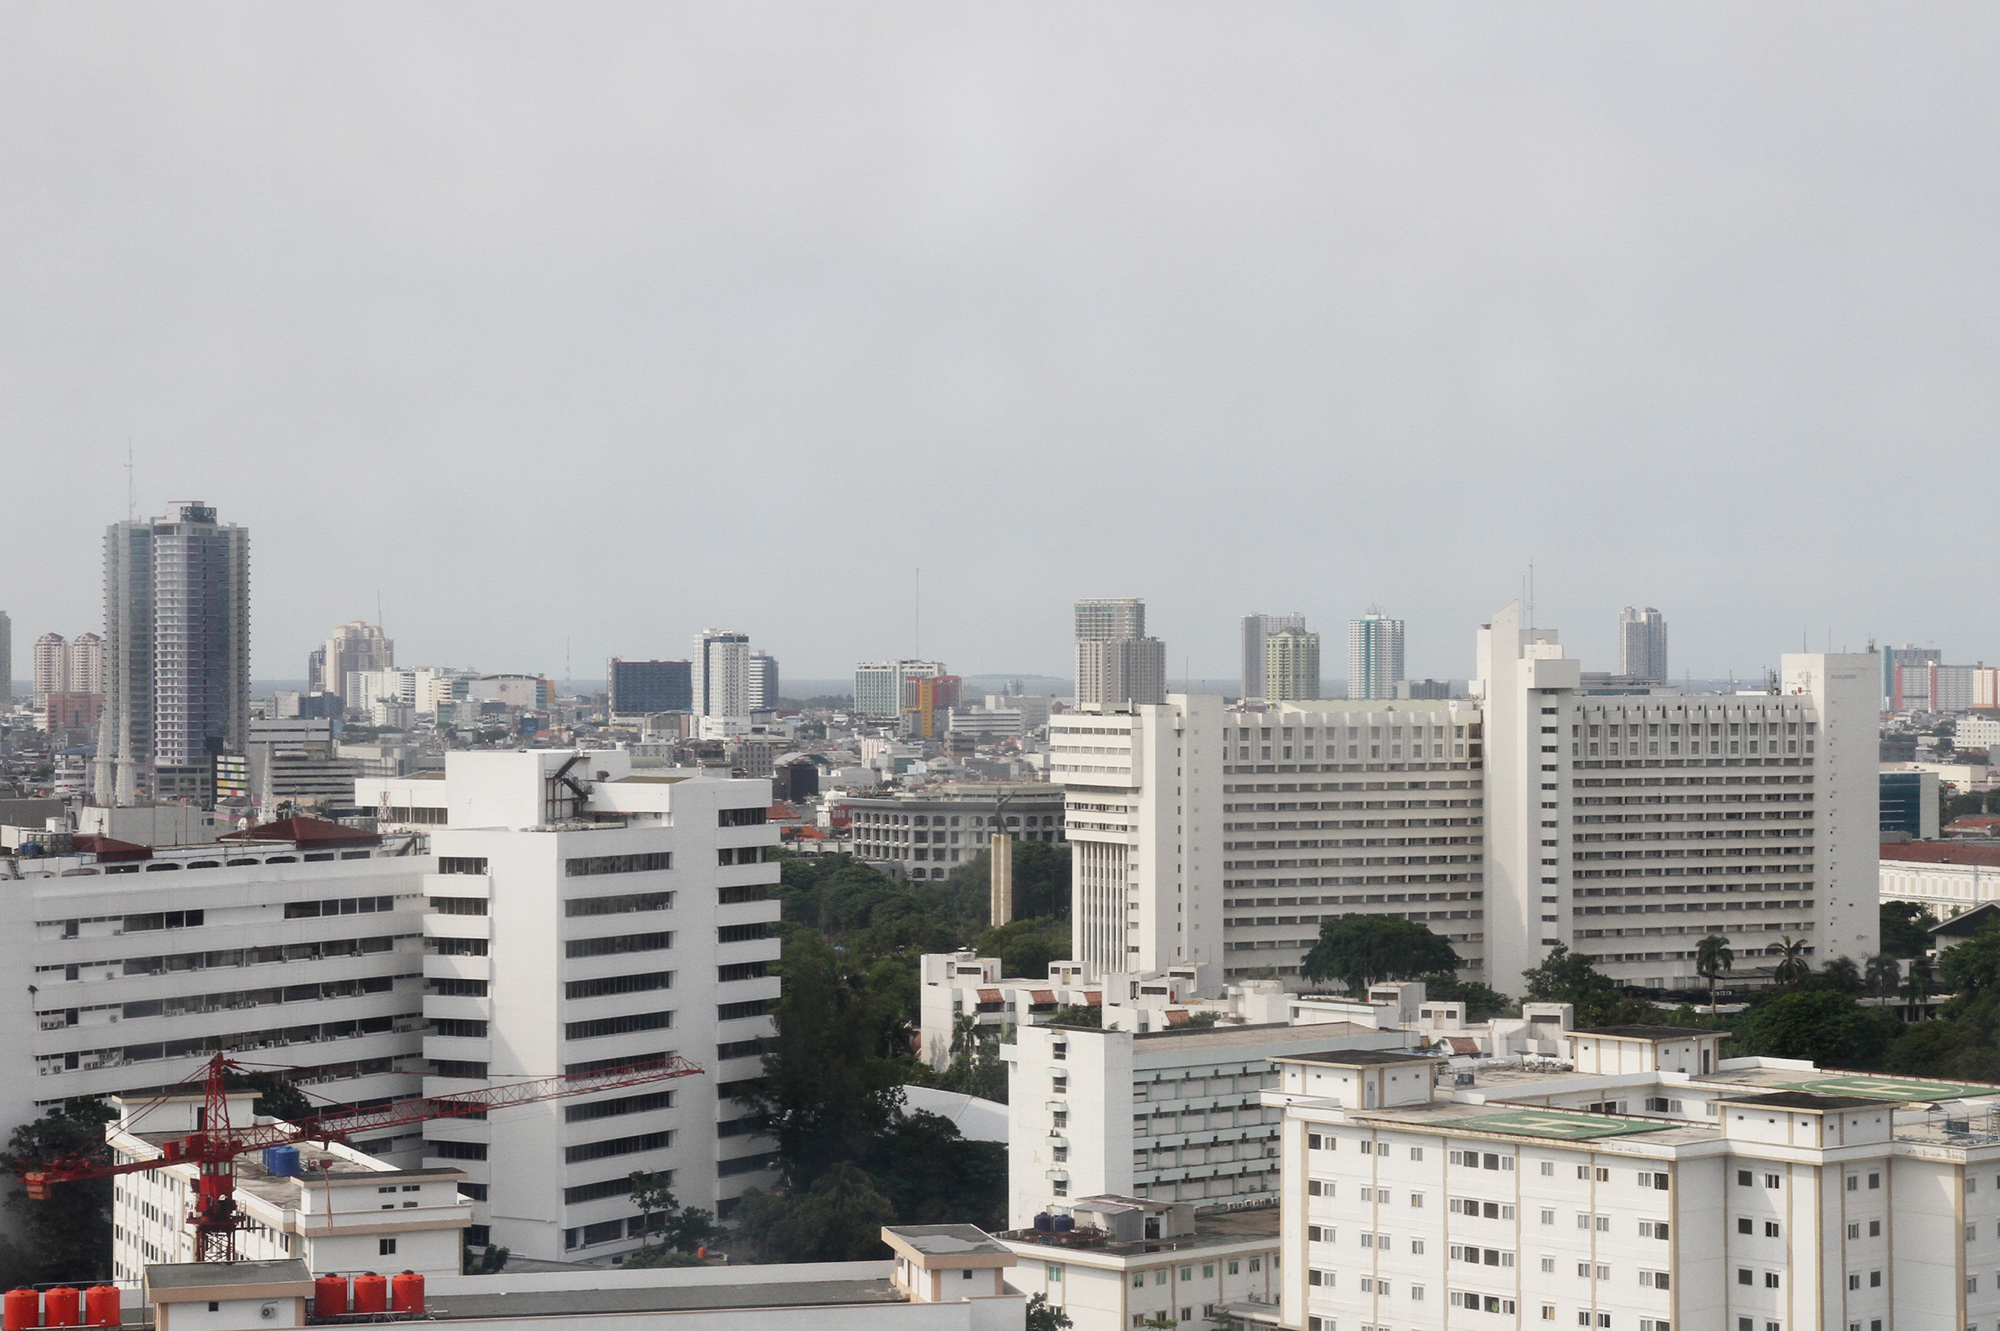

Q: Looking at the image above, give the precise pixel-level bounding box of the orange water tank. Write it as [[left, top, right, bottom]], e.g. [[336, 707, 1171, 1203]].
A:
[[82, 1287, 118, 1328], [390, 1271, 424, 1314], [41, 1288, 78, 1328], [351, 1272, 388, 1315], [2, 1289, 37, 1331], [313, 1275, 349, 1319]]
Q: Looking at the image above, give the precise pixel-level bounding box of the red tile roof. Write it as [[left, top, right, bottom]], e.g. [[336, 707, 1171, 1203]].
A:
[[71, 834, 150, 862], [1882, 841, 2000, 867]]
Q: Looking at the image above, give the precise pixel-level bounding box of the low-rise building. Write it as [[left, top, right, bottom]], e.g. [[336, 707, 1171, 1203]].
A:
[[842, 785, 1066, 881], [1880, 840, 2000, 919]]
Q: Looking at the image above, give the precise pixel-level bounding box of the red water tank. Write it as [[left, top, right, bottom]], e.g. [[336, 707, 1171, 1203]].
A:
[[313, 1275, 349, 1319], [41, 1288, 79, 1328], [351, 1272, 388, 1315], [82, 1287, 118, 1328], [390, 1272, 424, 1314], [2, 1289, 37, 1331]]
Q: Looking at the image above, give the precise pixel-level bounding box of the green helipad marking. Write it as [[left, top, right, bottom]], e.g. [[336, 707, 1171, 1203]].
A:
[[1781, 1075, 1997, 1102], [1460, 1110, 1672, 1140]]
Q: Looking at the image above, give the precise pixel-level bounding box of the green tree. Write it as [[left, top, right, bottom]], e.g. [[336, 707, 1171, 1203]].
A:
[[1519, 945, 1652, 1027], [620, 1247, 705, 1268], [975, 918, 1071, 981], [1732, 991, 1892, 1069], [1940, 926, 2000, 1005], [1880, 901, 1941, 959], [920, 1014, 1008, 1103], [1415, 973, 1511, 1020], [1903, 956, 1937, 1019], [1819, 956, 1863, 996], [1864, 954, 1903, 997], [741, 933, 910, 1189], [1883, 1019, 2000, 1081], [941, 842, 1074, 925], [1049, 1004, 1102, 1028], [1026, 1293, 1074, 1331], [1302, 917, 1460, 996], [627, 1172, 718, 1254], [871, 1111, 1006, 1230], [1768, 937, 1811, 988], [0, 1098, 118, 1284], [733, 1164, 896, 1262], [1694, 935, 1734, 1014]]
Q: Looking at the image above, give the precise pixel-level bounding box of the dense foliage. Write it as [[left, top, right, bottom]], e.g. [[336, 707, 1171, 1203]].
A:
[[0, 1098, 118, 1286], [1301, 916, 1461, 995]]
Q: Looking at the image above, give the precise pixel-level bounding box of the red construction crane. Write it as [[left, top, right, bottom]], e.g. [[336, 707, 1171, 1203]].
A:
[[20, 1052, 703, 1263]]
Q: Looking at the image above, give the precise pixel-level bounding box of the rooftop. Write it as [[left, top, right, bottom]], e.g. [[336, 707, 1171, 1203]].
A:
[[1719, 1091, 1895, 1112], [999, 1206, 1279, 1258], [1275, 1046, 1439, 1066], [885, 1225, 1012, 1258], [1572, 1026, 1719, 1042], [426, 1279, 905, 1319], [147, 1259, 309, 1290], [1884, 840, 2000, 867]]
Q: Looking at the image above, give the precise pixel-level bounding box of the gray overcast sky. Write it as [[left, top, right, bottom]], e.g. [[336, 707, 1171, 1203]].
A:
[[2, 4, 1995, 687]]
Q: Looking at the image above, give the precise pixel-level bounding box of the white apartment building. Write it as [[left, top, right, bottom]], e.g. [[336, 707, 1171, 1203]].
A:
[[361, 750, 781, 1262], [1880, 842, 2000, 918], [1050, 696, 1487, 984], [1005, 1020, 1412, 1230], [692, 631, 752, 720], [0, 827, 434, 1172], [108, 1092, 471, 1280], [1275, 1037, 2000, 1331], [857, 661, 950, 722], [1476, 600, 1880, 991]]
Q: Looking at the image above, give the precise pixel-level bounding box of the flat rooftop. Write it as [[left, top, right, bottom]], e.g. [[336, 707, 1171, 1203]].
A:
[[1573, 1026, 1719, 1042], [1000, 1206, 1279, 1258], [1721, 1091, 1896, 1112], [426, 1279, 904, 1319], [1277, 1047, 1438, 1066]]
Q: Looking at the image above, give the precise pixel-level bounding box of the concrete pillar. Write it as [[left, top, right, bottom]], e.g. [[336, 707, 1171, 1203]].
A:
[[989, 832, 1014, 927]]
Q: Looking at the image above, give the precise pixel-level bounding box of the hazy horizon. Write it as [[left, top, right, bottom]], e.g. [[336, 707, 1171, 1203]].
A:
[[3, 5, 1994, 683]]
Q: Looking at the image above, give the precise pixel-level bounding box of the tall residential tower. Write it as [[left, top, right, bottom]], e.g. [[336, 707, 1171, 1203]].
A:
[[1618, 605, 1669, 683], [1074, 597, 1164, 710], [96, 501, 250, 806], [1348, 609, 1405, 700], [1240, 613, 1306, 700]]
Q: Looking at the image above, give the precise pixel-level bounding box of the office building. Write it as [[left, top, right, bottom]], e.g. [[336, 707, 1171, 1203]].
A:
[[855, 660, 948, 721], [0, 820, 433, 1182], [1242, 614, 1306, 700], [1274, 1034, 2000, 1331], [692, 630, 752, 720], [903, 674, 961, 739], [1882, 644, 1941, 710], [1265, 627, 1321, 702], [1049, 696, 1486, 982], [1075, 598, 1165, 711], [359, 749, 781, 1261], [1881, 770, 1942, 840], [608, 660, 693, 718], [319, 621, 393, 701], [97, 501, 251, 806], [1475, 600, 1878, 991], [841, 783, 1065, 881], [749, 650, 780, 712], [1618, 606, 1669, 684], [1348, 610, 1405, 701]]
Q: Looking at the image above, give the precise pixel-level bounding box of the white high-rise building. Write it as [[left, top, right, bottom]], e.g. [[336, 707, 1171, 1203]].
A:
[[1075, 598, 1165, 711], [748, 650, 779, 712], [854, 659, 946, 721], [34, 632, 68, 698], [361, 749, 781, 1262], [1619, 606, 1669, 683], [1265, 627, 1321, 702], [1348, 609, 1405, 701], [1475, 599, 1879, 991], [1050, 696, 1488, 982], [692, 630, 751, 719], [97, 501, 251, 805], [320, 621, 393, 701], [1242, 613, 1307, 700]]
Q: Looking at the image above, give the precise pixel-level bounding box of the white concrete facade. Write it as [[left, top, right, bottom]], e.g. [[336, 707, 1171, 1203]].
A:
[[364, 750, 781, 1263], [1880, 845, 2000, 918], [1476, 600, 1879, 990]]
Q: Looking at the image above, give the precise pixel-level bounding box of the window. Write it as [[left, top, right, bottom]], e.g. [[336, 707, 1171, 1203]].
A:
[[1227, 1261, 1239, 1275], [564, 1011, 672, 1041], [1540, 1209, 1555, 1225], [1639, 1270, 1670, 1290], [1846, 1176, 1857, 1191], [438, 857, 487, 875], [1641, 1172, 1669, 1190], [1738, 1170, 1753, 1187], [1870, 1271, 1882, 1288], [1639, 1220, 1669, 1239], [717, 961, 768, 982], [1869, 1221, 1880, 1237], [567, 931, 673, 958], [1737, 1269, 1752, 1286], [718, 998, 774, 1021], [1764, 1174, 1780, 1190], [566, 852, 673, 877], [1868, 1172, 1880, 1189], [1846, 1224, 1859, 1240], [1764, 1273, 1780, 1289], [1046, 1265, 1063, 1283], [378, 1238, 397, 1256], [1411, 1147, 1424, 1161], [1540, 1161, 1554, 1177], [429, 896, 487, 916], [1765, 1222, 1780, 1238], [567, 891, 674, 917], [566, 971, 673, 1000]]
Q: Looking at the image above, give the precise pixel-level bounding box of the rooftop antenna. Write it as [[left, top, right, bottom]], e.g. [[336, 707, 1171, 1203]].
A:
[[1528, 562, 1535, 628]]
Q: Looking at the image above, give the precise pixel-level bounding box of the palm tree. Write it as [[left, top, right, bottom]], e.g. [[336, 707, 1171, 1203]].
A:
[[1769, 937, 1811, 988], [1864, 954, 1902, 998], [1903, 957, 1936, 1020], [1695, 935, 1734, 1014]]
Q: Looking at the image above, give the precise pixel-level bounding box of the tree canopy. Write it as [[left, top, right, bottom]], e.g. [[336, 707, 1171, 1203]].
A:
[[1880, 901, 1941, 959], [1302, 916, 1460, 995], [1732, 991, 1893, 1069], [0, 1098, 118, 1285]]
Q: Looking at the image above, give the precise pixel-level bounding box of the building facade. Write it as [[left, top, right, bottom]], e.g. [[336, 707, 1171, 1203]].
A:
[[34, 631, 67, 698], [320, 622, 393, 700], [97, 501, 251, 805], [1476, 600, 1879, 991], [1618, 607, 1669, 684], [1348, 612, 1405, 701], [856, 661, 949, 722], [749, 651, 779, 712], [360, 750, 781, 1262], [1076, 599, 1165, 711], [1242, 614, 1307, 701], [1050, 696, 1487, 983], [842, 784, 1066, 881], [1265, 628, 1321, 703], [609, 660, 693, 718], [692, 631, 752, 720], [1879, 841, 2000, 918]]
